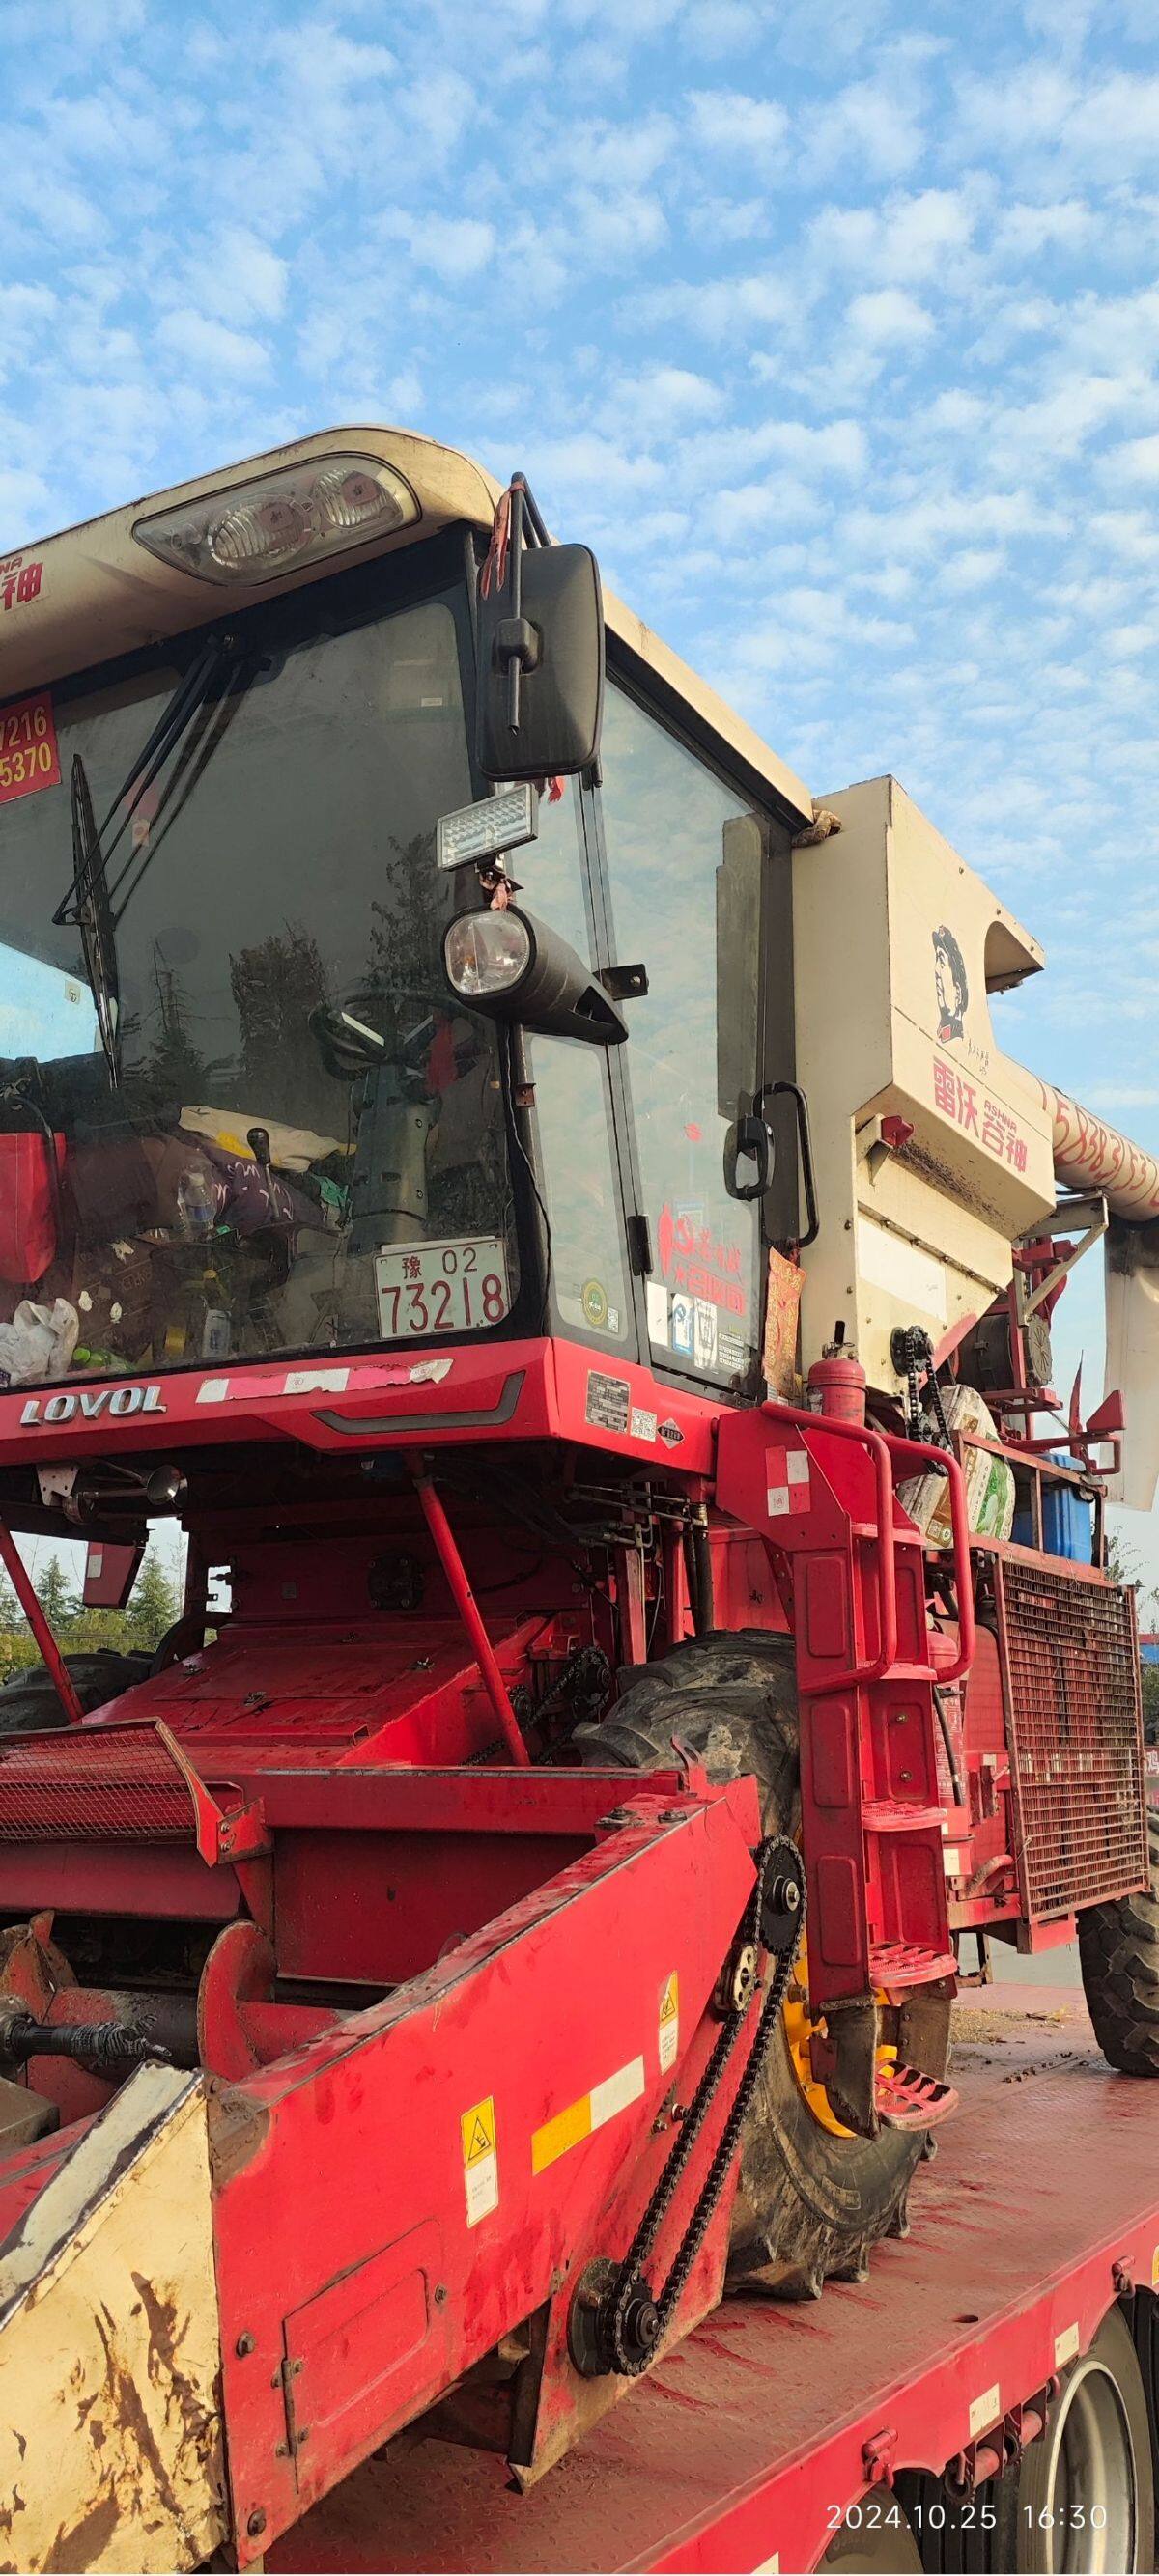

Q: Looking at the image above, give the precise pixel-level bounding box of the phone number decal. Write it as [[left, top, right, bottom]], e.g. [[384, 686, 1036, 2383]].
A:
[[0, 690, 61, 804]]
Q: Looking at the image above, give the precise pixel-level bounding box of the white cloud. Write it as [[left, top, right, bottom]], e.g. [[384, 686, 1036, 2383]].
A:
[[994, 198, 1093, 257], [941, 547, 1004, 591], [384, 366, 423, 418], [1106, 432, 1159, 483], [401, 70, 475, 158], [572, 186, 669, 259], [685, 89, 789, 154], [196, 229, 288, 325], [762, 418, 867, 473], [954, 68, 1159, 181], [637, 271, 802, 342], [808, 187, 977, 285], [558, 112, 674, 189], [846, 287, 934, 347], [812, 70, 929, 180], [605, 365, 725, 441], [382, 210, 495, 282], [0, 465, 52, 535], [157, 309, 269, 376]]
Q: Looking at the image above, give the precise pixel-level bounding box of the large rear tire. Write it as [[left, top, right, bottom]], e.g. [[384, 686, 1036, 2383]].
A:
[[0, 1649, 151, 1735], [1079, 1810, 1159, 2076], [575, 1632, 949, 2296]]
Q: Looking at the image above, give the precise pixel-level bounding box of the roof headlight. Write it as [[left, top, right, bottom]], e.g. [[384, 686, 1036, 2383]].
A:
[[444, 910, 532, 1000], [442, 906, 629, 1047], [132, 452, 419, 585]]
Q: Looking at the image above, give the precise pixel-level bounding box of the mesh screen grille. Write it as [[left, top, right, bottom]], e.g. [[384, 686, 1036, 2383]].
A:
[[0, 1722, 194, 1842], [999, 1559, 1147, 1919]]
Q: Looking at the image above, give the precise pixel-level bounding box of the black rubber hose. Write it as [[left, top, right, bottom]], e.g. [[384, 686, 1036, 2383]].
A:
[[4, 2016, 171, 2071], [684, 1519, 715, 1638]]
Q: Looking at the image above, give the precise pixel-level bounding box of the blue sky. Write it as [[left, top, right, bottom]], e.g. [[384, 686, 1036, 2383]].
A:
[[3, 0, 1159, 1572]]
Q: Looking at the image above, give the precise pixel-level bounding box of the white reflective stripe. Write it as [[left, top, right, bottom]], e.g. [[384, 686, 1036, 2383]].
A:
[[197, 1379, 230, 1405], [767, 1488, 791, 1516], [786, 1451, 809, 1484], [969, 2383, 1001, 2437], [589, 2057, 645, 2132], [1055, 2322, 1080, 2367], [283, 1366, 350, 1394]]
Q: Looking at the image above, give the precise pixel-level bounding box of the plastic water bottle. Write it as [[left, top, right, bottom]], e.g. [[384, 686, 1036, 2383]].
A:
[[177, 1168, 216, 1236], [202, 1305, 231, 1358]]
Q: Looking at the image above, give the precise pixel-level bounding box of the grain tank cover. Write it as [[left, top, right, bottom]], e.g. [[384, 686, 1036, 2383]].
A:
[[794, 775, 1056, 1393]]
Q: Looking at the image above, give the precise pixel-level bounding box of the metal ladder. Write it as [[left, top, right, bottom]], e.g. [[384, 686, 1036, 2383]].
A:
[[715, 1401, 975, 2133]]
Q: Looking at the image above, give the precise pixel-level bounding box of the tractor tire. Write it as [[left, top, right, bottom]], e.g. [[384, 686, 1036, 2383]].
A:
[[1079, 1808, 1159, 2076], [0, 1649, 151, 1736], [575, 1632, 949, 2297]]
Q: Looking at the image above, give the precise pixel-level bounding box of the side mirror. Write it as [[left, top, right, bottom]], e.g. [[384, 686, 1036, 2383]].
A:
[[477, 541, 605, 782], [444, 906, 627, 1047]]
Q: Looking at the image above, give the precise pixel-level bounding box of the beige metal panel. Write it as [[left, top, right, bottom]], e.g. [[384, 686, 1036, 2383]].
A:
[[793, 775, 1057, 1391], [0, 426, 500, 696], [791, 777, 893, 1372], [0, 2065, 225, 2572], [0, 424, 814, 824]]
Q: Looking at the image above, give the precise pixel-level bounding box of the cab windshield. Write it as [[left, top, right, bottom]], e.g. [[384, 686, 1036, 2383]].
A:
[[0, 546, 520, 1387]]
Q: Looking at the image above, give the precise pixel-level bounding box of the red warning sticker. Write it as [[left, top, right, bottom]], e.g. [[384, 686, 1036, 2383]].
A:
[[0, 690, 61, 805]]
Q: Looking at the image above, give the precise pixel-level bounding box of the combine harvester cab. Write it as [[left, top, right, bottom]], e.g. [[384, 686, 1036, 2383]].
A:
[[0, 430, 1153, 2571]]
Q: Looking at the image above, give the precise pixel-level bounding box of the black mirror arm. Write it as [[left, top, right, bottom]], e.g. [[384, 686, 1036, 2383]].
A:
[[484, 475, 554, 736], [754, 1078, 820, 1247]]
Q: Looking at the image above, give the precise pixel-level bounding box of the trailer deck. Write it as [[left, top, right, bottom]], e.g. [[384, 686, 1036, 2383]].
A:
[[269, 1987, 1159, 2575]]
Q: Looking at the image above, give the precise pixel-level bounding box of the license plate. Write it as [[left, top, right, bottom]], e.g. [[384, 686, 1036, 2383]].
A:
[[375, 1238, 510, 1338], [0, 690, 60, 805]]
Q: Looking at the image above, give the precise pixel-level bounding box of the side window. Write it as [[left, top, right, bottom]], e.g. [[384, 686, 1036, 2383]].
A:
[[529, 1037, 630, 1342], [522, 781, 630, 1346], [598, 682, 765, 1386]]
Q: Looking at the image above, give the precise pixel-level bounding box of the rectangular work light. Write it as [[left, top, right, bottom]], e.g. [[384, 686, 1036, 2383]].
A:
[[436, 784, 539, 874]]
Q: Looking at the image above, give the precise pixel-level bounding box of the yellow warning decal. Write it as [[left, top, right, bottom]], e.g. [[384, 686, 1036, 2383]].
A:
[[463, 2102, 495, 2162], [461, 2094, 498, 2226], [659, 1972, 679, 2074], [531, 2056, 645, 2175], [1152, 2244, 1159, 2289]]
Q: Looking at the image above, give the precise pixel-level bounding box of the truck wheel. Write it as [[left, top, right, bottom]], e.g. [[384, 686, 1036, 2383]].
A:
[[819, 2505, 923, 2571], [575, 1632, 950, 2296], [1004, 2305, 1154, 2572], [0, 1649, 151, 1735], [902, 2306, 1154, 2572], [1079, 1810, 1159, 2076]]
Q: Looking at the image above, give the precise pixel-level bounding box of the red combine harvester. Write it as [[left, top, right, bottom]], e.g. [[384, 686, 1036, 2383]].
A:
[[0, 429, 1158, 2571]]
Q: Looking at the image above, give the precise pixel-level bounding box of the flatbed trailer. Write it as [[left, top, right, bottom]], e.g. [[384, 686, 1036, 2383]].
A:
[[270, 1988, 1159, 2575]]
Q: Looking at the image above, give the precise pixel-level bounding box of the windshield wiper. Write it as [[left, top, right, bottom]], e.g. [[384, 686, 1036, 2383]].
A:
[[69, 753, 122, 1083], [53, 632, 240, 933], [53, 633, 246, 1084]]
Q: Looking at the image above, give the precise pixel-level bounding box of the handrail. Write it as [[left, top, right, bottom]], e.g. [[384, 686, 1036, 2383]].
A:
[[879, 1431, 976, 1684], [760, 1403, 897, 1688], [760, 1405, 976, 1690]]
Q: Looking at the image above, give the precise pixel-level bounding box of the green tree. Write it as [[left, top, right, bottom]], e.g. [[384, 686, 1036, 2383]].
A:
[[36, 1556, 76, 1629], [123, 1548, 181, 1651], [1142, 1663, 1159, 1747]]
